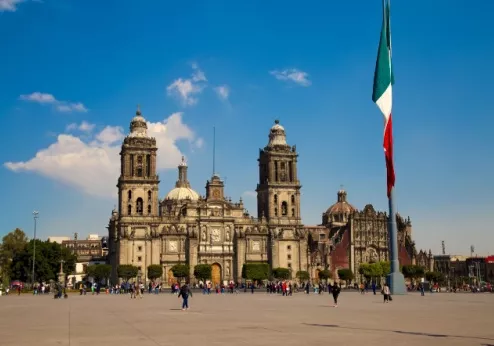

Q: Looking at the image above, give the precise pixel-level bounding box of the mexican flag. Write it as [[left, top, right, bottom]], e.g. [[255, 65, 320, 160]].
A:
[[372, 0, 395, 198]]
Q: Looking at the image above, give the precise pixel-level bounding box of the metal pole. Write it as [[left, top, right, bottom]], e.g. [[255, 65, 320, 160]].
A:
[[387, 188, 406, 294], [32, 211, 39, 285]]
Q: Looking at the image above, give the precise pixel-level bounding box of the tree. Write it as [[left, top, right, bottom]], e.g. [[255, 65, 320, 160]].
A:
[[272, 267, 291, 280], [193, 264, 212, 282], [241, 263, 269, 282], [87, 264, 112, 283], [171, 264, 189, 282], [425, 271, 445, 285], [117, 264, 139, 282], [338, 269, 354, 284], [318, 269, 331, 281], [379, 261, 390, 277], [295, 270, 310, 282], [10, 239, 76, 283], [147, 264, 163, 282], [0, 228, 28, 283]]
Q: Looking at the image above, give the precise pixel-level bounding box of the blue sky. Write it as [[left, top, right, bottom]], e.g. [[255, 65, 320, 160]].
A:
[[1, 0, 493, 256]]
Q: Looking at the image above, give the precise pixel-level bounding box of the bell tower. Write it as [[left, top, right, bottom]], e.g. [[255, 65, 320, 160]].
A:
[[256, 120, 301, 223], [117, 106, 159, 217]]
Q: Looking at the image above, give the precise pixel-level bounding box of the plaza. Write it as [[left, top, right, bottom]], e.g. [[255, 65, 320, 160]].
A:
[[1, 291, 493, 346]]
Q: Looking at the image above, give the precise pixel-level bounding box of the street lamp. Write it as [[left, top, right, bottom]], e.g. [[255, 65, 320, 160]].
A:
[[32, 211, 39, 285]]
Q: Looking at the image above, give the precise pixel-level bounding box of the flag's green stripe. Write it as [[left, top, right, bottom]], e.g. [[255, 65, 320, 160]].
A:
[[372, 3, 393, 103]]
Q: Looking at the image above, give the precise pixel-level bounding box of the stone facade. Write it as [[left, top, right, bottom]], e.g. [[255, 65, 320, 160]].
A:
[[108, 110, 308, 285], [307, 190, 417, 283]]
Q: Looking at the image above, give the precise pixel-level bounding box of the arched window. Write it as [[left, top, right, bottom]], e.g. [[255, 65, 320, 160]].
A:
[[128, 190, 132, 200], [274, 208, 278, 216], [147, 190, 152, 200], [147, 205, 151, 214], [291, 195, 295, 204], [127, 204, 132, 215], [281, 201, 288, 216], [182, 208, 187, 217], [137, 156, 143, 177], [136, 198, 143, 215], [274, 195, 278, 204]]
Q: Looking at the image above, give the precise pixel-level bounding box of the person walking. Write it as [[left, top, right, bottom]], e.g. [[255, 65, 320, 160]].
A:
[[178, 284, 193, 311], [383, 284, 391, 303], [331, 282, 341, 307]]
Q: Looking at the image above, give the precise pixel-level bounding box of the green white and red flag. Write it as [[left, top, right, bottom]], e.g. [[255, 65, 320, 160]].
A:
[[372, 0, 395, 198]]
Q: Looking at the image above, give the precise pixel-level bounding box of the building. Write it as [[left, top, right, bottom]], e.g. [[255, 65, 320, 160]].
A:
[[62, 233, 108, 287], [48, 236, 70, 244], [108, 109, 308, 285], [308, 189, 417, 283]]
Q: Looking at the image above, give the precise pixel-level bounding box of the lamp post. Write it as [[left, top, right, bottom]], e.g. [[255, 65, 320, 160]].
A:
[[32, 211, 39, 285]]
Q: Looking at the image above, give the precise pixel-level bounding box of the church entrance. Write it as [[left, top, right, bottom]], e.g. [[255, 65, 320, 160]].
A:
[[211, 263, 222, 286], [167, 269, 176, 286], [315, 269, 321, 283]]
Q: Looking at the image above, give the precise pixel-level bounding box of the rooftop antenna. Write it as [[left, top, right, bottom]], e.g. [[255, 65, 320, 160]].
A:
[[212, 126, 216, 176]]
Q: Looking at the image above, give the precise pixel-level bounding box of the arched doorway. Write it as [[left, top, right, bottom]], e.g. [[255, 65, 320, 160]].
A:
[[211, 263, 222, 286], [315, 269, 321, 283], [167, 269, 176, 286]]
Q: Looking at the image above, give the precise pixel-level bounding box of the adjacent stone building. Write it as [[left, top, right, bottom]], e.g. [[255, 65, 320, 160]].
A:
[[108, 109, 308, 285], [309, 189, 418, 283]]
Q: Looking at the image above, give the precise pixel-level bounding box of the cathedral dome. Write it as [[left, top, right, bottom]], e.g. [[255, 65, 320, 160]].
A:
[[165, 187, 200, 201], [325, 189, 356, 215], [164, 156, 200, 201]]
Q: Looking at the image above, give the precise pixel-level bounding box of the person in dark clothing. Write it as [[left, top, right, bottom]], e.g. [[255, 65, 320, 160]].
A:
[[331, 282, 341, 307], [178, 284, 193, 310]]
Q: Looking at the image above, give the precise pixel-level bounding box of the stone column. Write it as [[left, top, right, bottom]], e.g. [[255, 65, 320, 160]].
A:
[[236, 233, 246, 283], [189, 238, 198, 282]]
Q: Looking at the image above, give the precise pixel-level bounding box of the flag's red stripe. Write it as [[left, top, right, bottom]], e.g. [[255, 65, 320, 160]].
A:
[[383, 114, 395, 197]]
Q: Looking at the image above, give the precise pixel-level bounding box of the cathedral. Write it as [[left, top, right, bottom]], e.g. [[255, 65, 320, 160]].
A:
[[107, 107, 418, 286], [107, 108, 307, 285]]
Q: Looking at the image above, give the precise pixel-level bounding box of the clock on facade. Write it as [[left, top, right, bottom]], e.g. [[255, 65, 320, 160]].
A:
[[169, 241, 177, 251], [213, 189, 220, 198]]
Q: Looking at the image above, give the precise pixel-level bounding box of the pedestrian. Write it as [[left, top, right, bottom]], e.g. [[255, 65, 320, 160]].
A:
[[178, 284, 193, 311], [331, 282, 341, 307], [383, 284, 390, 303], [372, 281, 377, 295]]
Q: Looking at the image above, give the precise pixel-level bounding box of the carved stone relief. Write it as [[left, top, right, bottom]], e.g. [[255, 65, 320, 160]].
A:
[[252, 240, 261, 251]]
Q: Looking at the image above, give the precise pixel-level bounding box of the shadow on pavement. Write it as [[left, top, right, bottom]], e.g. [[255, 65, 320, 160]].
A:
[[303, 323, 494, 342]]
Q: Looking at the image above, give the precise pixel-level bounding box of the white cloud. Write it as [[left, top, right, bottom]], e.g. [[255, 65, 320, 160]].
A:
[[167, 64, 207, 106], [0, 0, 23, 12], [19, 92, 88, 113], [214, 85, 230, 100], [4, 112, 202, 199], [66, 121, 95, 132], [270, 69, 311, 87], [242, 191, 257, 198], [195, 138, 204, 149]]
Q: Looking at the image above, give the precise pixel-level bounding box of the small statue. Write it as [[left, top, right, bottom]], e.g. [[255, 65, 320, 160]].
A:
[[202, 229, 207, 241]]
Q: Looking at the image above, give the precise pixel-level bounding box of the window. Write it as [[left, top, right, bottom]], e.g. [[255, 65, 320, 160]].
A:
[[320, 233, 326, 240], [148, 205, 151, 214], [287, 254, 292, 260], [287, 245, 291, 251], [128, 190, 132, 200], [136, 198, 143, 215], [274, 195, 278, 204], [137, 256, 142, 262], [146, 154, 151, 177], [291, 195, 295, 204], [130, 154, 134, 176], [128, 204, 132, 215], [291, 208, 295, 217], [137, 156, 143, 177], [148, 190, 152, 200], [288, 162, 293, 181], [281, 201, 288, 216], [288, 263, 292, 268], [138, 246, 142, 252], [274, 208, 278, 216]]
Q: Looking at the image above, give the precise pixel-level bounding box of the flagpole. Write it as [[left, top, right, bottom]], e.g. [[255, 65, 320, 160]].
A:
[[385, 0, 406, 295]]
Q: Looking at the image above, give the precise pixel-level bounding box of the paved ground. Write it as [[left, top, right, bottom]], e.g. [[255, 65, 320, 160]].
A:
[[1, 291, 493, 346]]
